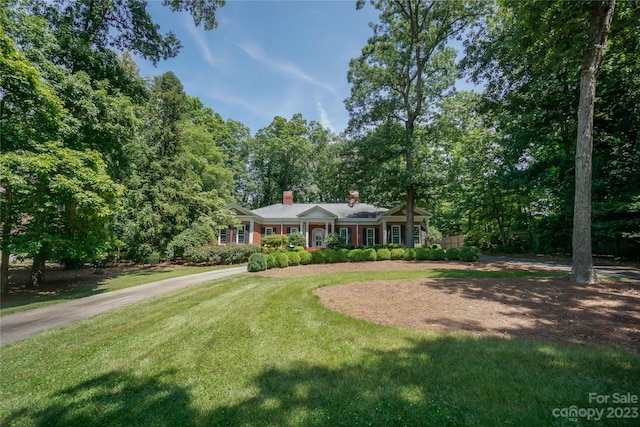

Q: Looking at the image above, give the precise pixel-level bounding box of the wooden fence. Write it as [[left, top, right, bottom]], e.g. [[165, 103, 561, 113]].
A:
[[441, 234, 464, 249]]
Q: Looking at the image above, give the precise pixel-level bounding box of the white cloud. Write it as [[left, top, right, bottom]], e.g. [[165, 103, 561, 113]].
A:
[[238, 41, 339, 99], [316, 102, 334, 131], [183, 16, 216, 67]]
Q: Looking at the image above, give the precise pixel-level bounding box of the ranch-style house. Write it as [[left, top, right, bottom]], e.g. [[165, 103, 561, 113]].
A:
[[219, 191, 431, 249]]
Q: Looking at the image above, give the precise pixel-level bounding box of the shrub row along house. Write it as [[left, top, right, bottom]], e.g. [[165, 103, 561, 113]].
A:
[[221, 191, 431, 248]]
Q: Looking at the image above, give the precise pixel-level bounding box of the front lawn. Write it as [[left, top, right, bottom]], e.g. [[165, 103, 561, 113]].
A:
[[1, 270, 638, 426]]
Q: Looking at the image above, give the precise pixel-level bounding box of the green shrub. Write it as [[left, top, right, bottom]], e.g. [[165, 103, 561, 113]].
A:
[[415, 248, 430, 260], [460, 246, 481, 262], [262, 235, 284, 247], [432, 248, 446, 260], [376, 248, 391, 260], [183, 244, 261, 265], [323, 249, 338, 263], [464, 230, 491, 251], [298, 250, 312, 265], [364, 248, 377, 261], [337, 248, 350, 263], [310, 250, 325, 264], [286, 251, 301, 266], [325, 233, 341, 248], [403, 248, 416, 261], [247, 253, 267, 272], [294, 246, 305, 252], [274, 252, 289, 268], [446, 247, 460, 260], [265, 254, 276, 269], [288, 231, 305, 247], [348, 249, 364, 262], [166, 221, 215, 260], [390, 248, 405, 260]]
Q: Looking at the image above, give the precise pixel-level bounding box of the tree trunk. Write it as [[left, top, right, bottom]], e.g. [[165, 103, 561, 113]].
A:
[[571, 0, 616, 284], [30, 250, 47, 288], [1, 184, 11, 296], [1, 249, 8, 296]]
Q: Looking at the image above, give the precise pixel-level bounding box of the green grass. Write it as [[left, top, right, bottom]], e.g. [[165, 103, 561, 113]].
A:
[[0, 265, 234, 316], [1, 269, 638, 426]]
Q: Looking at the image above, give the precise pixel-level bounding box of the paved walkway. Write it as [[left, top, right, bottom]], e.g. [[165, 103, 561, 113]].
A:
[[0, 267, 247, 347]]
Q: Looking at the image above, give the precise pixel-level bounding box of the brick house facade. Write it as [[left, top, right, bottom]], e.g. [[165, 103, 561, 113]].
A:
[[220, 192, 431, 248]]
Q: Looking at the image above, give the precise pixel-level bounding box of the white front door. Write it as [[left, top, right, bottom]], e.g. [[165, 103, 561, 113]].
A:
[[312, 229, 325, 248]]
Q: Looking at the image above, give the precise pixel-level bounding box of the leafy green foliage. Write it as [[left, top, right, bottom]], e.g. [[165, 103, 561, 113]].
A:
[[432, 248, 446, 261], [324, 233, 341, 249], [403, 248, 416, 261], [183, 244, 260, 265], [376, 248, 391, 261], [166, 220, 216, 260], [322, 249, 338, 264], [390, 248, 405, 260], [459, 246, 481, 262], [364, 248, 377, 261], [262, 235, 286, 248], [445, 247, 460, 261], [415, 248, 430, 261], [265, 254, 276, 269], [348, 249, 364, 262], [286, 251, 301, 266], [337, 249, 350, 263], [288, 231, 306, 247], [310, 250, 325, 264], [274, 253, 289, 268], [247, 253, 267, 272], [298, 250, 312, 265]]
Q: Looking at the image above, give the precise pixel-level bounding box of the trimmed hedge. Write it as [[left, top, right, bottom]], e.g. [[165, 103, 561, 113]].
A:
[[247, 253, 267, 272], [364, 248, 377, 261], [403, 248, 416, 261], [446, 247, 460, 260], [298, 250, 312, 265], [274, 253, 289, 268], [183, 244, 262, 265], [337, 248, 350, 263], [265, 254, 276, 269], [286, 251, 301, 266], [323, 249, 338, 263], [376, 248, 391, 260], [460, 246, 481, 262], [432, 248, 446, 261], [310, 250, 325, 264], [390, 248, 405, 260], [415, 248, 430, 261], [348, 249, 364, 262]]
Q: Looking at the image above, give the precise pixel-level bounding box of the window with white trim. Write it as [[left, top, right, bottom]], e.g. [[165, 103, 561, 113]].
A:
[[263, 227, 275, 235], [289, 227, 299, 234], [237, 226, 246, 244], [413, 226, 420, 245], [219, 228, 229, 244], [391, 225, 401, 245], [366, 228, 376, 247], [339, 228, 350, 245]]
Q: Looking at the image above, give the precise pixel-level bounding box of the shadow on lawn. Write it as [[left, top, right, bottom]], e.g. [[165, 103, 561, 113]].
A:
[[3, 370, 197, 427], [202, 337, 639, 426], [4, 336, 639, 426]]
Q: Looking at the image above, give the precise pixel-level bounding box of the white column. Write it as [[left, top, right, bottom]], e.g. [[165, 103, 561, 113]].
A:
[[304, 221, 309, 247], [249, 220, 254, 244], [382, 220, 387, 245]]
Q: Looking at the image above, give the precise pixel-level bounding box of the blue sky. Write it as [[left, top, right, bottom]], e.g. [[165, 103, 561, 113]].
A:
[[137, 1, 472, 136]]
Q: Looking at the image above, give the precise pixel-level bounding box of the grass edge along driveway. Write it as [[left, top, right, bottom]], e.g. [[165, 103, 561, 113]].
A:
[[1, 270, 639, 426]]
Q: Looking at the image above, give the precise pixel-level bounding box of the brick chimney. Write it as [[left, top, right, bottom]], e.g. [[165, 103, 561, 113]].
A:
[[348, 190, 359, 207], [283, 191, 293, 205]]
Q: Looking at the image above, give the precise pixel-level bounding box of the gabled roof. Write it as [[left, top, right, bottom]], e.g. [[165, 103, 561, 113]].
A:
[[250, 203, 387, 220]]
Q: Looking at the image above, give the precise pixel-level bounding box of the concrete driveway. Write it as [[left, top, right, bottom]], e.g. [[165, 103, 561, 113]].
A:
[[0, 266, 247, 347]]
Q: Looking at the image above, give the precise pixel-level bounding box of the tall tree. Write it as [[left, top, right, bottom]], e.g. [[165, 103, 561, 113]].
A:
[[346, 0, 483, 247], [572, 0, 616, 283]]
